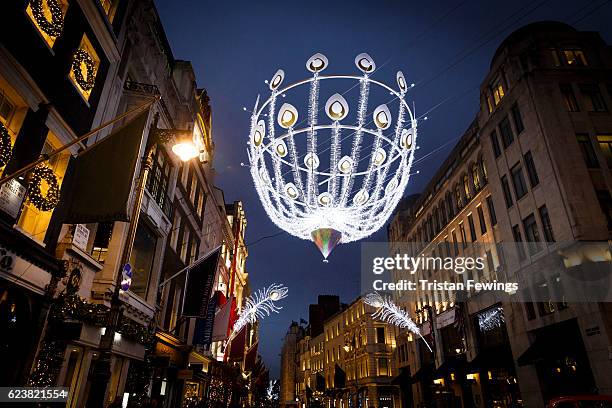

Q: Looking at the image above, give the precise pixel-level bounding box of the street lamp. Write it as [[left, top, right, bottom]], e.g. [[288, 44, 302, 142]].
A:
[[86, 113, 199, 408]]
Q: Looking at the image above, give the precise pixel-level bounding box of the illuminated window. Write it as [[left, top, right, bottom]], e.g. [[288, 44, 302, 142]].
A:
[[490, 76, 505, 106], [377, 358, 389, 376], [26, 0, 68, 48], [597, 135, 612, 168], [69, 35, 100, 101], [560, 83, 580, 111], [17, 132, 69, 240], [180, 227, 190, 262], [98, 0, 119, 22], [471, 164, 481, 191], [0, 90, 20, 176], [562, 49, 587, 66]]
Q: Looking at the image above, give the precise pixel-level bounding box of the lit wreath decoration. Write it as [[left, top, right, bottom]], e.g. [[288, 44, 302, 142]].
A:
[[0, 122, 13, 167], [71, 49, 96, 91], [30, 0, 64, 38], [28, 164, 60, 211]]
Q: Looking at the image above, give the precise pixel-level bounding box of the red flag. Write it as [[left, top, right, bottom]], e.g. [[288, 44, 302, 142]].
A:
[[244, 340, 258, 372], [227, 324, 247, 361]]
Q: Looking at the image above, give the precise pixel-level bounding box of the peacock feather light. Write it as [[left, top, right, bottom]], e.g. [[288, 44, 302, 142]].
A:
[[247, 53, 418, 260], [231, 284, 289, 338], [363, 292, 432, 352], [477, 306, 504, 332]]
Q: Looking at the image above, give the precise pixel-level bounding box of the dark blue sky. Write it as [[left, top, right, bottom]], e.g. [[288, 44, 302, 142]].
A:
[[155, 0, 612, 377]]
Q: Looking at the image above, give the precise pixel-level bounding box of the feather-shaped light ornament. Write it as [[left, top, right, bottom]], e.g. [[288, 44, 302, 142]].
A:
[[231, 284, 289, 338]]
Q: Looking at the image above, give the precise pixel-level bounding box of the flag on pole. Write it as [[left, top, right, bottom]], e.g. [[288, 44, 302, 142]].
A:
[[63, 109, 151, 223]]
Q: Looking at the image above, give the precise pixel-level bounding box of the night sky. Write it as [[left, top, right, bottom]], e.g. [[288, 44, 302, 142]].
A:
[[155, 0, 612, 377]]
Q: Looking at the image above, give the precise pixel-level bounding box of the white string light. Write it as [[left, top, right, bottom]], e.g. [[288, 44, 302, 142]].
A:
[[247, 53, 419, 259], [477, 306, 504, 332], [363, 293, 433, 352], [230, 284, 289, 338]]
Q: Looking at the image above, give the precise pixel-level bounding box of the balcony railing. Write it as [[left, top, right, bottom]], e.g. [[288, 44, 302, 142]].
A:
[[124, 80, 175, 128]]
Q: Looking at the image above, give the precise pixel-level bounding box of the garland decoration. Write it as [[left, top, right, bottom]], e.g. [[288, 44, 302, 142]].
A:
[[0, 122, 13, 167], [30, 0, 64, 38], [71, 49, 96, 91], [28, 164, 60, 211]]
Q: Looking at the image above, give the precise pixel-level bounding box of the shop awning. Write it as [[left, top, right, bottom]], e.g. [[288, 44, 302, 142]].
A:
[[517, 337, 554, 366], [467, 345, 514, 370], [517, 319, 582, 366]]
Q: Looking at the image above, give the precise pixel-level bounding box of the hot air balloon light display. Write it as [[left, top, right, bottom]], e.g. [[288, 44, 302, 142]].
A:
[[247, 53, 418, 260]]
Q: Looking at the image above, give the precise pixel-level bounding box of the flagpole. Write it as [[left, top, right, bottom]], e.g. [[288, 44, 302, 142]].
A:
[[0, 96, 158, 186]]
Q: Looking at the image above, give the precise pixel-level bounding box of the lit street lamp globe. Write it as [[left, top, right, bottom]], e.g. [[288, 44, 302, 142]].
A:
[[247, 53, 418, 260]]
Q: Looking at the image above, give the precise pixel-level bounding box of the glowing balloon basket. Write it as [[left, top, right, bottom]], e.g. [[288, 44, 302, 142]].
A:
[[247, 53, 418, 260]]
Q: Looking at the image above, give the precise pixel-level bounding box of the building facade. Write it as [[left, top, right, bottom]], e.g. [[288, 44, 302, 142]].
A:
[[282, 296, 401, 408], [388, 21, 612, 407], [0, 1, 257, 407]]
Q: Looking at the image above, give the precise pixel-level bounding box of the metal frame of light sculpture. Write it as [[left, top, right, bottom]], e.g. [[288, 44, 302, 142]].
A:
[[247, 53, 418, 259], [230, 283, 289, 339], [363, 293, 432, 352]]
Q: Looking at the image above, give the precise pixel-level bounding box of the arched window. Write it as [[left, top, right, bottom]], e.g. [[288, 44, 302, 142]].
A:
[[463, 174, 472, 200], [455, 184, 463, 209], [446, 192, 454, 219], [472, 164, 481, 191], [480, 159, 488, 183]]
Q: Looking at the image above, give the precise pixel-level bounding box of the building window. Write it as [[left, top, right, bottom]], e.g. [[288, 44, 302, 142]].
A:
[[499, 116, 514, 149], [580, 84, 607, 112], [477, 205, 487, 234], [596, 135, 612, 168], [26, 0, 68, 48], [90, 222, 113, 263], [451, 230, 459, 256], [490, 130, 501, 158], [463, 174, 471, 200], [446, 193, 454, 219], [490, 76, 505, 106], [376, 327, 385, 344], [485, 250, 494, 274], [170, 210, 182, 250], [538, 205, 555, 242], [467, 214, 476, 242], [523, 151, 539, 187], [512, 225, 526, 260], [562, 49, 587, 66], [130, 221, 158, 299], [458, 222, 467, 248], [180, 227, 191, 263], [577, 134, 599, 168], [595, 190, 612, 230], [455, 185, 463, 209], [69, 35, 100, 101], [560, 83, 580, 111], [98, 0, 119, 22], [510, 163, 528, 200], [146, 146, 173, 219], [378, 358, 389, 376], [471, 164, 481, 192], [486, 195, 497, 226], [522, 213, 542, 255], [501, 175, 513, 208], [550, 49, 561, 67], [510, 103, 524, 134], [480, 159, 488, 183], [17, 133, 70, 240]]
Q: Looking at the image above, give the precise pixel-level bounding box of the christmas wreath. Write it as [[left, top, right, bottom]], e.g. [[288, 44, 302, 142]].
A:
[[28, 164, 60, 211], [30, 0, 64, 38], [0, 122, 12, 168], [71, 49, 96, 91]]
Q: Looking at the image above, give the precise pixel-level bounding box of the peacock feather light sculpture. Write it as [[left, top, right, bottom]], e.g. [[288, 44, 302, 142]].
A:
[[364, 292, 432, 352], [247, 53, 418, 260], [231, 283, 289, 339]]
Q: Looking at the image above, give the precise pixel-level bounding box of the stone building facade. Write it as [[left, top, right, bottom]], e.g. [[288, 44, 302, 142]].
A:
[[0, 1, 255, 407], [388, 21, 612, 407]]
